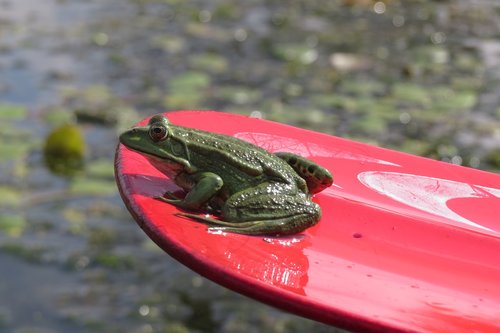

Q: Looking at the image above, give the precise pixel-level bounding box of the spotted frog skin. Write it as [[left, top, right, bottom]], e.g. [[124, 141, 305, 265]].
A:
[[119, 114, 333, 235]]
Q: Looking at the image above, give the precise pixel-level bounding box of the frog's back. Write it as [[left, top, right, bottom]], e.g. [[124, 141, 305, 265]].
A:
[[173, 125, 306, 190]]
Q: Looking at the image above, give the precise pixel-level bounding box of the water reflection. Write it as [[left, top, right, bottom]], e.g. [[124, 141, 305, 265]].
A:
[[221, 235, 311, 295]]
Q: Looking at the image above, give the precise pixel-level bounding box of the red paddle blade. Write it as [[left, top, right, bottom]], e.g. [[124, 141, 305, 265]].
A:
[[115, 111, 500, 333]]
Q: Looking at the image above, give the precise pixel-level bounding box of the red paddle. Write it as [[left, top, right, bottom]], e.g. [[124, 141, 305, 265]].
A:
[[115, 111, 500, 333]]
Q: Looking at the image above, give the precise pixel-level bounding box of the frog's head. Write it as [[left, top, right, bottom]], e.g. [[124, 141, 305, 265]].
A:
[[119, 114, 172, 158], [120, 114, 188, 176]]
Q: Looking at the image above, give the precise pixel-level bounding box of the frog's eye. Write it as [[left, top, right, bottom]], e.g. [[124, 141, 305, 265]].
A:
[[149, 124, 168, 142]]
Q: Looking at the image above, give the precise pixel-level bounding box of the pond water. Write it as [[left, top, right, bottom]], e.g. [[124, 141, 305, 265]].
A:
[[0, 0, 499, 332]]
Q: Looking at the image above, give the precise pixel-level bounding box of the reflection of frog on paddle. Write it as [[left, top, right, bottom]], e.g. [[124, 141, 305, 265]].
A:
[[119, 114, 333, 235]]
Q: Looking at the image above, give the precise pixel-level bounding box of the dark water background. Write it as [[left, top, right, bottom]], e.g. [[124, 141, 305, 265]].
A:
[[0, 0, 499, 332]]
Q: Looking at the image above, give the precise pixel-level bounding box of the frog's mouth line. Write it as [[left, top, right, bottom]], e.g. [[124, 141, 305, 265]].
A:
[[120, 143, 170, 162], [131, 149, 166, 161], [122, 144, 182, 174]]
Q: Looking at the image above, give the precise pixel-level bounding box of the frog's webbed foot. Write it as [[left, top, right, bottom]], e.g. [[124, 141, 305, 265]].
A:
[[176, 213, 257, 227], [175, 213, 267, 234], [274, 152, 333, 194], [176, 212, 319, 236]]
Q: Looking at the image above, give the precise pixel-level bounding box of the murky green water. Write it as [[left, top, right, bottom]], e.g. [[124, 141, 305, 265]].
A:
[[0, 0, 499, 332]]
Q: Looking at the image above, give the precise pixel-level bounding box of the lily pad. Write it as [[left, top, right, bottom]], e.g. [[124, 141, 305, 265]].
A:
[[0, 214, 26, 237], [339, 79, 386, 97], [189, 53, 228, 74], [0, 143, 31, 162], [169, 72, 211, 93], [40, 107, 75, 126], [163, 91, 206, 109], [311, 94, 359, 112], [164, 72, 211, 109], [215, 86, 262, 105], [0, 104, 27, 120], [351, 112, 388, 136], [0, 242, 45, 262], [392, 83, 431, 106], [433, 89, 477, 111], [0, 187, 22, 208], [94, 252, 136, 270], [150, 34, 186, 53], [185, 22, 232, 42], [63, 85, 137, 126], [272, 43, 318, 65], [87, 159, 115, 179], [69, 178, 117, 196], [63, 207, 87, 235], [88, 227, 117, 249]]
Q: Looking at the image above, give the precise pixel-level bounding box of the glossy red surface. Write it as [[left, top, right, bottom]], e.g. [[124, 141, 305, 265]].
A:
[[115, 111, 500, 333]]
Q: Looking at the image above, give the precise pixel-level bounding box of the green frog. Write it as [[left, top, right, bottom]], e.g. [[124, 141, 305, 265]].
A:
[[119, 114, 333, 235]]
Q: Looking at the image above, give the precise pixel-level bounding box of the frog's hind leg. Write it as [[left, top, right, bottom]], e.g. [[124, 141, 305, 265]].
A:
[[215, 185, 322, 235], [176, 192, 323, 235], [177, 182, 323, 235], [208, 212, 320, 236], [274, 152, 333, 194], [176, 212, 320, 236]]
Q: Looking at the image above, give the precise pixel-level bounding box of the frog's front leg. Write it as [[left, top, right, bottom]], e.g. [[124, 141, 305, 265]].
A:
[[156, 172, 223, 210]]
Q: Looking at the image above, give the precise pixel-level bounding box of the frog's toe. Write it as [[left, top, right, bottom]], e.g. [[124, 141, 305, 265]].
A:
[[206, 222, 286, 236], [154, 191, 179, 201], [175, 212, 216, 223], [274, 151, 333, 194], [164, 191, 181, 200], [175, 213, 258, 227], [155, 195, 181, 204], [207, 225, 264, 235]]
